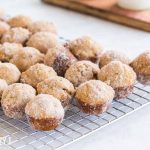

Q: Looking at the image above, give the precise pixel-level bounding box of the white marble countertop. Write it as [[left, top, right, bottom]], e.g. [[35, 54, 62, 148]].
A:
[[1, 0, 150, 150]]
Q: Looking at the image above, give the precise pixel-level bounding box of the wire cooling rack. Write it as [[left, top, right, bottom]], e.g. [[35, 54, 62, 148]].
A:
[[0, 82, 149, 150]]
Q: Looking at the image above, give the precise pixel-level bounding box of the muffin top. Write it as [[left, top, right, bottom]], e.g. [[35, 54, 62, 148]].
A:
[[98, 61, 136, 88], [68, 36, 102, 62], [65, 60, 100, 87], [25, 94, 64, 119], [99, 50, 130, 68], [130, 51, 150, 76], [0, 21, 10, 36], [75, 80, 115, 105]]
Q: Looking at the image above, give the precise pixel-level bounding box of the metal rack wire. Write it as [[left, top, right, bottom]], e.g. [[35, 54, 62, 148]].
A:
[[0, 82, 149, 150]]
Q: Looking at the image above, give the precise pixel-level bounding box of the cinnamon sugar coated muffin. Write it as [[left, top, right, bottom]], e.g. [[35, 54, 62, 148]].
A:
[[99, 50, 130, 68], [10, 47, 44, 72], [65, 60, 99, 87], [1, 83, 36, 119], [25, 94, 64, 131], [130, 51, 150, 85], [27, 32, 57, 53], [0, 21, 10, 36], [37, 76, 75, 108], [8, 15, 32, 28], [21, 63, 57, 88], [44, 45, 77, 76], [0, 79, 8, 100], [67, 36, 102, 62], [0, 42, 22, 62], [75, 80, 115, 115], [1, 27, 30, 44], [98, 61, 136, 99], [28, 21, 57, 34], [0, 63, 21, 84]]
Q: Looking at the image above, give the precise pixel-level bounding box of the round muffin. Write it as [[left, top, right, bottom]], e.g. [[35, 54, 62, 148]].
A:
[[37, 76, 75, 108], [25, 94, 64, 131], [0, 63, 21, 84], [130, 51, 150, 85], [0, 21, 10, 36], [98, 61, 136, 99], [28, 21, 57, 34], [1, 83, 36, 119], [1, 27, 30, 44], [8, 15, 32, 28], [99, 50, 130, 68], [0, 79, 8, 101], [21, 63, 57, 88], [75, 80, 115, 115], [0, 42, 22, 62], [67, 36, 102, 62], [65, 60, 100, 87], [26, 32, 57, 53], [10, 47, 44, 72], [44, 45, 77, 76]]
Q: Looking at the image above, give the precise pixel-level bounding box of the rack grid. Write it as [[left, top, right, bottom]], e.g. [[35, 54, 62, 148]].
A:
[[0, 82, 149, 150]]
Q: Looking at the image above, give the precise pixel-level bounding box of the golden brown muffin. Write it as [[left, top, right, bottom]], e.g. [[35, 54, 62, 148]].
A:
[[0, 21, 10, 36], [75, 80, 115, 115], [65, 60, 100, 87], [27, 32, 57, 54], [37, 76, 75, 109], [21, 63, 57, 88], [28, 21, 57, 34], [130, 51, 150, 85], [98, 61, 136, 99], [1, 27, 30, 44], [0, 62, 21, 84], [67, 36, 102, 62], [1, 83, 36, 119], [8, 15, 32, 28], [25, 94, 64, 131], [0, 79, 8, 101], [0, 42, 22, 62], [10, 47, 44, 72], [99, 50, 130, 68], [44, 45, 77, 76]]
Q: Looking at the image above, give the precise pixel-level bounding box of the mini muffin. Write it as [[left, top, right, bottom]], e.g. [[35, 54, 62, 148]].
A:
[[1, 27, 30, 44], [0, 63, 21, 84], [0, 42, 22, 62], [10, 47, 44, 72], [44, 45, 77, 76], [0, 79, 8, 101], [75, 80, 115, 115], [98, 61, 136, 99], [8, 15, 32, 28], [99, 50, 130, 68], [0, 21, 10, 36], [67, 36, 102, 62], [25, 94, 64, 131], [65, 60, 99, 87], [1, 83, 36, 119], [28, 21, 57, 34], [21, 63, 57, 88], [130, 51, 150, 85], [37, 76, 75, 108], [27, 32, 57, 53]]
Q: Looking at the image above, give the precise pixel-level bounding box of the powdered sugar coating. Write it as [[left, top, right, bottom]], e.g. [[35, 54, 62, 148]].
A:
[[0, 79, 8, 100], [75, 80, 115, 105], [0, 21, 10, 36], [0, 62, 21, 84], [1, 83, 36, 119], [25, 94, 64, 119], [1, 27, 30, 44], [10, 47, 44, 72], [27, 32, 57, 53], [99, 50, 130, 68], [98, 61, 136, 88], [65, 60, 100, 87], [21, 63, 57, 88]]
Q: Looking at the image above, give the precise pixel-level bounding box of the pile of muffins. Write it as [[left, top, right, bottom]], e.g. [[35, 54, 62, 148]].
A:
[[0, 10, 149, 131]]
